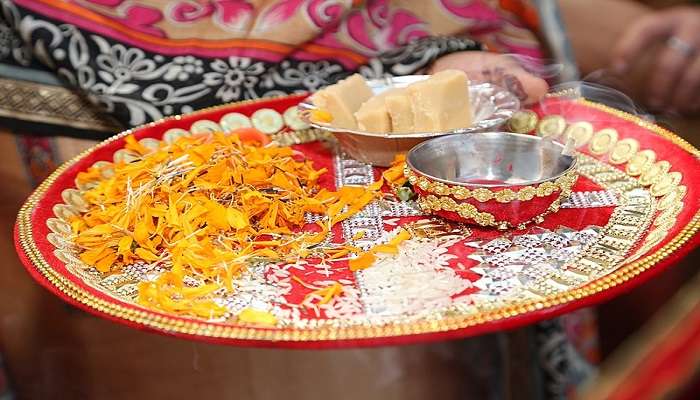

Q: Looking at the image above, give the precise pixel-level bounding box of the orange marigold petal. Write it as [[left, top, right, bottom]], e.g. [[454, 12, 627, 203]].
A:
[[134, 223, 149, 244], [371, 244, 399, 254], [348, 251, 376, 271], [94, 251, 118, 272], [134, 247, 160, 262]]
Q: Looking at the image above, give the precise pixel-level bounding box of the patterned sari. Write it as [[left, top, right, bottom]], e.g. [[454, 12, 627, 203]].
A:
[[1, 0, 544, 127]]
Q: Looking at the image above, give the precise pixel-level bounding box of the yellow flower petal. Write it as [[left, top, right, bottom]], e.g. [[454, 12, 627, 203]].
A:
[[226, 208, 249, 230], [238, 308, 277, 326], [117, 235, 133, 255]]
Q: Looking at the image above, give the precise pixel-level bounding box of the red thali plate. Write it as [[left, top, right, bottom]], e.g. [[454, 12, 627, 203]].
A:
[[14, 94, 700, 348]]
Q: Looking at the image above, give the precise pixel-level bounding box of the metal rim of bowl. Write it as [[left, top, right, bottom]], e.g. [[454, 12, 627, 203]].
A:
[[405, 131, 578, 188]]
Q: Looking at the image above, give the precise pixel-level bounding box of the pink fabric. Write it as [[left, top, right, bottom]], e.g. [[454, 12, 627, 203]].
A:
[[16, 0, 544, 65]]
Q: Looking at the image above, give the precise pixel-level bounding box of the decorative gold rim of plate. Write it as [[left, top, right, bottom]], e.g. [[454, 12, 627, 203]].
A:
[[16, 96, 700, 342]]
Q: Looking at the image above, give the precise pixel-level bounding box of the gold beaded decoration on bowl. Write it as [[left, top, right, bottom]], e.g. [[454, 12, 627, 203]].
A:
[[409, 167, 577, 230], [405, 169, 578, 203], [417, 195, 497, 226], [417, 194, 566, 231]]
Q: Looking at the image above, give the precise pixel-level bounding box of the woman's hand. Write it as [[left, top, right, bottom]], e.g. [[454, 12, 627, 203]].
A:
[[430, 51, 549, 105], [612, 6, 700, 114]]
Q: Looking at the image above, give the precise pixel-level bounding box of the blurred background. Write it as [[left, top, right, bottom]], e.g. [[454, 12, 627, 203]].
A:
[[0, 0, 698, 399]]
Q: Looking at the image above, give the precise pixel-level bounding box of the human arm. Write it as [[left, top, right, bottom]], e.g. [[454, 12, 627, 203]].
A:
[[558, 0, 700, 114]]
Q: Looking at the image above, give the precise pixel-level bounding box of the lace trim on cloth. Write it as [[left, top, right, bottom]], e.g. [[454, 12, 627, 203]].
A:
[[0, 78, 120, 132]]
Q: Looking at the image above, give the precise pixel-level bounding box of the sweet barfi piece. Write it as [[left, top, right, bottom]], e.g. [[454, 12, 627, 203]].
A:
[[311, 74, 373, 130], [408, 70, 472, 131], [355, 88, 404, 133], [385, 89, 414, 133]]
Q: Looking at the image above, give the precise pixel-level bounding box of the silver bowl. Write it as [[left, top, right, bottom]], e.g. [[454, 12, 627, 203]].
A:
[[299, 75, 520, 166], [405, 132, 578, 229]]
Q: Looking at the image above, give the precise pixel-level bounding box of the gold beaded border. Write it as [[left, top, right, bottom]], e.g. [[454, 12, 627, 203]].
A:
[[417, 193, 566, 231], [15, 97, 700, 343], [577, 99, 700, 157], [405, 169, 578, 203]]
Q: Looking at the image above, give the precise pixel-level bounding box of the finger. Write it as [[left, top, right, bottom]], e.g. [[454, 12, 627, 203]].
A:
[[671, 56, 700, 113], [470, 61, 548, 104], [502, 68, 549, 105], [430, 51, 548, 104], [647, 29, 698, 109], [612, 13, 674, 72], [464, 54, 549, 104]]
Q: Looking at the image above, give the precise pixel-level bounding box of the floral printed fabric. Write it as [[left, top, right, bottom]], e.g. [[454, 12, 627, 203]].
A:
[[0, 0, 546, 128], [7, 1, 542, 62]]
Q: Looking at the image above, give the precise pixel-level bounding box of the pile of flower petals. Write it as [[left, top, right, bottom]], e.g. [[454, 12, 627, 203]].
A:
[[71, 131, 382, 319]]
